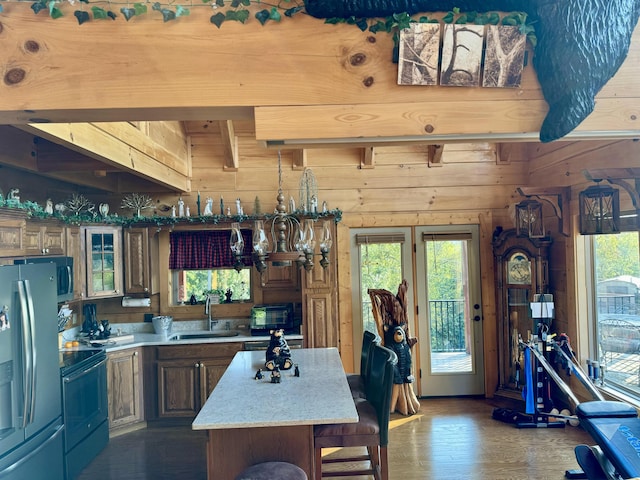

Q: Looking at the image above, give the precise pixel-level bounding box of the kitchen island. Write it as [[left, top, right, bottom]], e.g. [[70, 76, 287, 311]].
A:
[[192, 348, 358, 479]]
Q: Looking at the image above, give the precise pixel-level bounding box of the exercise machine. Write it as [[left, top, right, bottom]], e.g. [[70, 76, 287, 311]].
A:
[[523, 334, 640, 479]]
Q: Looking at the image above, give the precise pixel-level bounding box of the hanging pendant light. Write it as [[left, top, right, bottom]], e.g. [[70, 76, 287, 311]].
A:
[[515, 198, 545, 238], [579, 182, 620, 235]]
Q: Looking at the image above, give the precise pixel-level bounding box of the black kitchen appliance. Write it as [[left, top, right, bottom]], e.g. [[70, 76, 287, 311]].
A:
[[250, 303, 299, 335], [14, 256, 74, 303], [60, 347, 108, 479]]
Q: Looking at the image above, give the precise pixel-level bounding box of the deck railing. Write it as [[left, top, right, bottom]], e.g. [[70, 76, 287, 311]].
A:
[[429, 299, 466, 353], [362, 299, 466, 353]]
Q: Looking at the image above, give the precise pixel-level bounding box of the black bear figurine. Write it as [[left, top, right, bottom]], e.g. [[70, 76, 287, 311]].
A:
[[265, 329, 293, 371]]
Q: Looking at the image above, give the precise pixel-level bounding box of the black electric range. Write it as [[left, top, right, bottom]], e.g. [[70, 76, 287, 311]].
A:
[[59, 348, 106, 376]]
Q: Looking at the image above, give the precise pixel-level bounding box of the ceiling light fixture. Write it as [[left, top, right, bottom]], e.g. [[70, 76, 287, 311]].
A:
[[238, 151, 331, 274], [578, 180, 620, 235], [515, 198, 545, 238]]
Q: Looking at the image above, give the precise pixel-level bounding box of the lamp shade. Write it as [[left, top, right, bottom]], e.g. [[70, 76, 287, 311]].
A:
[[578, 184, 620, 235], [515, 199, 545, 238]]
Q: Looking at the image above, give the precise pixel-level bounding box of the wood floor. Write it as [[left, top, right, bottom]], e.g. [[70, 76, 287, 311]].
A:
[[77, 398, 593, 480]]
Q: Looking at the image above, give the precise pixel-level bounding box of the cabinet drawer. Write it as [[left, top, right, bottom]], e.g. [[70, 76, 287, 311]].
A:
[[156, 343, 242, 360]]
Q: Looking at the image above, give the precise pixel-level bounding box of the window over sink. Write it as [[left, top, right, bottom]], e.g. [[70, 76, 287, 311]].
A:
[[168, 229, 253, 305], [171, 268, 251, 305]]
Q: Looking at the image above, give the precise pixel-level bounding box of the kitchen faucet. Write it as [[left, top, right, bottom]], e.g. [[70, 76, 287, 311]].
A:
[[205, 294, 217, 330]]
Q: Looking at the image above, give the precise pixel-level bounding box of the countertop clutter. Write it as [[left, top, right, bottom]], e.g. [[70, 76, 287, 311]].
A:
[[59, 319, 303, 353]]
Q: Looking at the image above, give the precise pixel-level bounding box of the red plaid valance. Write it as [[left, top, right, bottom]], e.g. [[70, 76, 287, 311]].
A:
[[169, 229, 253, 269]]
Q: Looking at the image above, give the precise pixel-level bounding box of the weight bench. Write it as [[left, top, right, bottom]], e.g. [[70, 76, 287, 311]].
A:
[[572, 400, 640, 480]]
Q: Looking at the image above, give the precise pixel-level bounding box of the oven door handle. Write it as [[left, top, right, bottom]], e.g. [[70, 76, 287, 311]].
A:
[[63, 357, 106, 383]]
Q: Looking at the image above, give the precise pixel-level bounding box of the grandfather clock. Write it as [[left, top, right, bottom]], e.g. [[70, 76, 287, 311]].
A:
[[492, 228, 552, 399]]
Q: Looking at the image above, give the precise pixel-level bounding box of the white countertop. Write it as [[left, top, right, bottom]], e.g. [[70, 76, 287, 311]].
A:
[[192, 348, 358, 430], [59, 321, 303, 353]]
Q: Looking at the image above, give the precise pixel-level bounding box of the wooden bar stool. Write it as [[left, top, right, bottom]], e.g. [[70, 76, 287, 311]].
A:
[[235, 461, 307, 480]]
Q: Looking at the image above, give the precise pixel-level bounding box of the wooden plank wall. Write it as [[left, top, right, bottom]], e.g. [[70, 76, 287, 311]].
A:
[[180, 127, 532, 387]]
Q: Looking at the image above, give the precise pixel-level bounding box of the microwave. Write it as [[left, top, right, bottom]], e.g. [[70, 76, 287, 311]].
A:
[[250, 303, 299, 335], [14, 256, 73, 303]]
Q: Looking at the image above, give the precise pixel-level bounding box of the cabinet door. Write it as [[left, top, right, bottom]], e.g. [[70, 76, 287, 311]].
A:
[[107, 348, 144, 429], [260, 263, 299, 289], [23, 224, 43, 255], [199, 358, 230, 407], [24, 223, 65, 256], [42, 225, 65, 255], [65, 226, 86, 300], [84, 226, 123, 298], [124, 228, 150, 294], [0, 217, 25, 257], [304, 291, 338, 348], [157, 360, 198, 418]]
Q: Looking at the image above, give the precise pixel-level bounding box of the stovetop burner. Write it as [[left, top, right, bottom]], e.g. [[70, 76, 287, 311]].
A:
[[59, 348, 106, 376]]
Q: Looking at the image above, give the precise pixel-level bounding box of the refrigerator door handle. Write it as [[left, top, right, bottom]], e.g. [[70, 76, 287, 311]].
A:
[[23, 279, 37, 424], [17, 280, 34, 428]]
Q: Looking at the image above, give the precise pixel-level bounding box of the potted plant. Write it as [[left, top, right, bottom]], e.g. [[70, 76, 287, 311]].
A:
[[203, 289, 225, 304]]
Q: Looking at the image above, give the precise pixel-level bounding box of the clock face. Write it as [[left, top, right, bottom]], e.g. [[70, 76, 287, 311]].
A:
[[507, 253, 532, 285]]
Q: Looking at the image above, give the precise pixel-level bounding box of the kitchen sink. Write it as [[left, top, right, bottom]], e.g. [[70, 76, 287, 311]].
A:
[[170, 331, 240, 340]]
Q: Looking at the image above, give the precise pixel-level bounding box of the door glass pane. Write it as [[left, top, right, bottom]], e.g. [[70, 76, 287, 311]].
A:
[[425, 238, 472, 373], [594, 232, 640, 398], [359, 243, 403, 334]]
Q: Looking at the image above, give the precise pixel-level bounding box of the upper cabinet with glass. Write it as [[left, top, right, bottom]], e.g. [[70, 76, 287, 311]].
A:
[[84, 226, 123, 298]]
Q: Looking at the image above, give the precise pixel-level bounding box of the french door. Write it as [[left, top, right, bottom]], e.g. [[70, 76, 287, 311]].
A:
[[415, 226, 484, 396], [351, 225, 484, 397]]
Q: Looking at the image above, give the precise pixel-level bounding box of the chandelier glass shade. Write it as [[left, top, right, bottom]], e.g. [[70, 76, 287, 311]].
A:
[[578, 183, 620, 235]]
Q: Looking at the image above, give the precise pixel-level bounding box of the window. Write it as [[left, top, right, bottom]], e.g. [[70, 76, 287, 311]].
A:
[[590, 231, 640, 399], [168, 229, 253, 305], [171, 268, 251, 305]]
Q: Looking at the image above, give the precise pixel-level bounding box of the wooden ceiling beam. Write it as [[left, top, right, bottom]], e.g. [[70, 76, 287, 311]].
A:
[[34, 137, 118, 172], [219, 120, 239, 172], [19, 123, 191, 192]]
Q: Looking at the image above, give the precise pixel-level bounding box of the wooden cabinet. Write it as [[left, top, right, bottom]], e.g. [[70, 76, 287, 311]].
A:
[[156, 343, 242, 418], [83, 226, 123, 298], [301, 219, 338, 348], [0, 210, 26, 257], [107, 347, 144, 431], [24, 220, 65, 256], [124, 227, 159, 295], [65, 226, 86, 300], [260, 263, 299, 289], [492, 228, 551, 398]]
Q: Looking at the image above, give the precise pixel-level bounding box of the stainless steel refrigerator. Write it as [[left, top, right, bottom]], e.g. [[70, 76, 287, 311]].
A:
[[0, 263, 64, 480]]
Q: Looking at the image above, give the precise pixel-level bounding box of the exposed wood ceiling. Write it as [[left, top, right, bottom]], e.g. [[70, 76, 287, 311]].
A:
[[0, 118, 501, 194]]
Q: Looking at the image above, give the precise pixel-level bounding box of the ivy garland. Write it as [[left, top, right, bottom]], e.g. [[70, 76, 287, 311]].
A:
[[0, 0, 536, 48], [0, 195, 342, 228]]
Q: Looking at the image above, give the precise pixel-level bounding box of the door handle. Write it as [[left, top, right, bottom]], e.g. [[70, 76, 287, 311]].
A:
[[473, 315, 481, 322]]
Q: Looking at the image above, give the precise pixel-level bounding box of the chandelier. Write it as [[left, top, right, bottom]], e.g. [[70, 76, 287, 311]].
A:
[[230, 152, 332, 273]]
